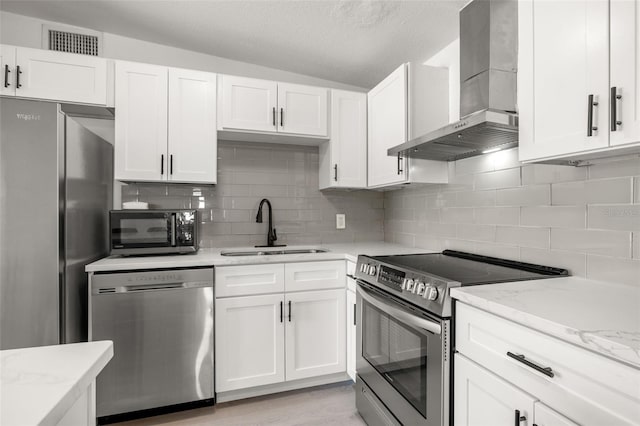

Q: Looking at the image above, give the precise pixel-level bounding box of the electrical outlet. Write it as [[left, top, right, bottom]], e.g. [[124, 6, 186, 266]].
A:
[[336, 214, 346, 229]]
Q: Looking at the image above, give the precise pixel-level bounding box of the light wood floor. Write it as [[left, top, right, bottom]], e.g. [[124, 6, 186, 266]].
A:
[[117, 382, 366, 426]]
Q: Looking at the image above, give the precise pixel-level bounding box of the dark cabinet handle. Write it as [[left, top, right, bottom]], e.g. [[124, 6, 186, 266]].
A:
[[397, 153, 403, 175], [16, 65, 21, 89], [334, 164, 338, 181], [4, 64, 9, 88], [353, 303, 356, 326], [587, 94, 598, 136], [280, 108, 284, 127], [288, 300, 292, 322], [507, 351, 554, 377], [170, 154, 173, 175], [160, 154, 164, 175], [514, 410, 526, 426], [280, 301, 283, 323], [272, 107, 276, 127], [611, 87, 622, 131]]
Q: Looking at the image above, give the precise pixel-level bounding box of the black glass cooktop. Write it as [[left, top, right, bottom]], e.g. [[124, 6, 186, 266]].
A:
[[373, 250, 569, 285]]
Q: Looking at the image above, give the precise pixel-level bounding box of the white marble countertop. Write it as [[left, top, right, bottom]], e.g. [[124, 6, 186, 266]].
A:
[[86, 242, 431, 272], [1, 341, 113, 425], [451, 277, 640, 369]]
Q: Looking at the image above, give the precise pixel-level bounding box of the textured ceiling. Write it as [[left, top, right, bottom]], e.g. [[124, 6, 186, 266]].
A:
[[0, 0, 465, 88]]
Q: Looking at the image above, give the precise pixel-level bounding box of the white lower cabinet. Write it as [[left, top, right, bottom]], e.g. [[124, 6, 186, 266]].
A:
[[454, 354, 535, 426], [215, 294, 285, 392], [285, 289, 346, 381], [346, 288, 356, 381], [215, 261, 347, 396], [455, 302, 640, 426]]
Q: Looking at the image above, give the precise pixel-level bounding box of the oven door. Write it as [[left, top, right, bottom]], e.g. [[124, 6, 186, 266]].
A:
[[356, 280, 449, 426]]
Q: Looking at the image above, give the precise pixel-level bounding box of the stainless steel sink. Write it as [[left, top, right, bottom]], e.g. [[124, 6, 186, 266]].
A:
[[220, 248, 329, 257]]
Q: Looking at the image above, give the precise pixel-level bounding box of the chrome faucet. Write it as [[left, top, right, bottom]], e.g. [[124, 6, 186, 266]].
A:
[[256, 199, 285, 248]]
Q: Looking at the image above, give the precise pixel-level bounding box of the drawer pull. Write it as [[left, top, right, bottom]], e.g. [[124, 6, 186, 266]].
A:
[[507, 351, 554, 378], [514, 409, 526, 426]]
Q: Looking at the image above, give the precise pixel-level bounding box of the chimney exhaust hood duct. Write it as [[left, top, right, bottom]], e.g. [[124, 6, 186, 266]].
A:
[[388, 0, 518, 162]]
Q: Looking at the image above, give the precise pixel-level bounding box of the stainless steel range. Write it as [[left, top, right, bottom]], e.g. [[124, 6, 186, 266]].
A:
[[354, 250, 568, 426]]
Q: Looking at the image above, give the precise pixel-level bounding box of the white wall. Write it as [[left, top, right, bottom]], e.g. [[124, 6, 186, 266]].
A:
[[424, 39, 459, 122], [0, 11, 366, 92]]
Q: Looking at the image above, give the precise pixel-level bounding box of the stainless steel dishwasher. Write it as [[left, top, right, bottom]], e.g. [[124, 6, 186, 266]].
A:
[[90, 268, 214, 420]]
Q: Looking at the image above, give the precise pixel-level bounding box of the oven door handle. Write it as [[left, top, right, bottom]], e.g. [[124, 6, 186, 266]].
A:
[[358, 285, 442, 335]]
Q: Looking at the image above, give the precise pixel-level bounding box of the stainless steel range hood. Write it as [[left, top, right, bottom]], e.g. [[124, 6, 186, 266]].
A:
[[389, 0, 518, 162]]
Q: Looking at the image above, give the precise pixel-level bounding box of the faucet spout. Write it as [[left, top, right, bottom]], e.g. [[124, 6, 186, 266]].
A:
[[256, 199, 284, 248]]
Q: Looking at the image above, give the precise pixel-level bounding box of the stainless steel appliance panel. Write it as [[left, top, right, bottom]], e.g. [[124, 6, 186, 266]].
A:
[[63, 116, 113, 343], [356, 378, 401, 426], [91, 268, 214, 417], [356, 282, 449, 426], [0, 98, 61, 349]]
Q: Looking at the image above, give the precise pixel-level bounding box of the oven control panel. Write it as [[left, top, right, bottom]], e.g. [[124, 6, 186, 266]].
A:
[[356, 255, 459, 317]]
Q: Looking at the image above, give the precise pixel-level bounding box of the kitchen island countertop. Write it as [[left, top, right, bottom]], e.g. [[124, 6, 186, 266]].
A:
[[1, 341, 113, 425], [451, 277, 640, 369], [86, 242, 432, 272]]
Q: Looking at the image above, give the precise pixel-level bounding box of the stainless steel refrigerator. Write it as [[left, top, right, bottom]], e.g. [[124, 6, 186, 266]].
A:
[[0, 97, 113, 349]]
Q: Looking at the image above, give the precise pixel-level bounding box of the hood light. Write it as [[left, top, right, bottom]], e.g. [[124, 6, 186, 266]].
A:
[[482, 147, 503, 154]]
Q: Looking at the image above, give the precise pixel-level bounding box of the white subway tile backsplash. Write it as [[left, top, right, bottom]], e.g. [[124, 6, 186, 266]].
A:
[[521, 206, 586, 228], [495, 226, 549, 249], [475, 207, 520, 225], [521, 164, 587, 185], [551, 178, 633, 205], [586, 255, 640, 286], [550, 228, 632, 258], [384, 149, 637, 286], [474, 168, 521, 190], [496, 185, 550, 206], [588, 204, 640, 231]]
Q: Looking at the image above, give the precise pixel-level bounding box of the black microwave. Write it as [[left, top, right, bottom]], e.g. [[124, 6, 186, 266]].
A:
[[109, 209, 199, 256]]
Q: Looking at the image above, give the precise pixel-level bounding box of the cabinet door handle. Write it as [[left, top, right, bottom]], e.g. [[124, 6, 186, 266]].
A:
[[334, 164, 338, 181], [514, 410, 526, 426], [4, 64, 9, 88], [280, 301, 283, 323], [170, 154, 173, 175], [507, 351, 554, 377], [288, 300, 292, 322], [16, 65, 21, 89], [611, 87, 622, 131], [587, 94, 598, 136], [272, 107, 276, 127], [160, 154, 164, 175], [353, 303, 356, 326], [397, 153, 403, 175], [280, 108, 284, 127]]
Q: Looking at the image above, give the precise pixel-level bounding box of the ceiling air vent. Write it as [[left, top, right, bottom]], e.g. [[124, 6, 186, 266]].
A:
[[48, 29, 99, 56]]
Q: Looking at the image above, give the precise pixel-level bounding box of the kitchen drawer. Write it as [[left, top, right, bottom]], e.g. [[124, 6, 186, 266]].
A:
[[346, 261, 356, 292], [284, 261, 346, 292], [215, 264, 284, 297], [456, 303, 640, 426]]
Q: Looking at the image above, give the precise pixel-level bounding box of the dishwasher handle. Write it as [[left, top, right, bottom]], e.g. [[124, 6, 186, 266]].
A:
[[93, 280, 211, 294]]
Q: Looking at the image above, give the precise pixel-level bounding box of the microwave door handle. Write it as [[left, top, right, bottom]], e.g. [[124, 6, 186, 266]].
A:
[[358, 285, 442, 335], [170, 214, 177, 246]]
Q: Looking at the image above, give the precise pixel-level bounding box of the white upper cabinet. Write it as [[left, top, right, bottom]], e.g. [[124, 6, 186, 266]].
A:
[[319, 90, 367, 189], [115, 61, 217, 184], [277, 83, 328, 137], [1, 44, 107, 105], [115, 61, 168, 182], [519, 0, 640, 162], [368, 64, 408, 188], [218, 75, 328, 141], [610, 0, 640, 146], [367, 63, 449, 189], [168, 68, 217, 183], [220, 75, 278, 133]]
